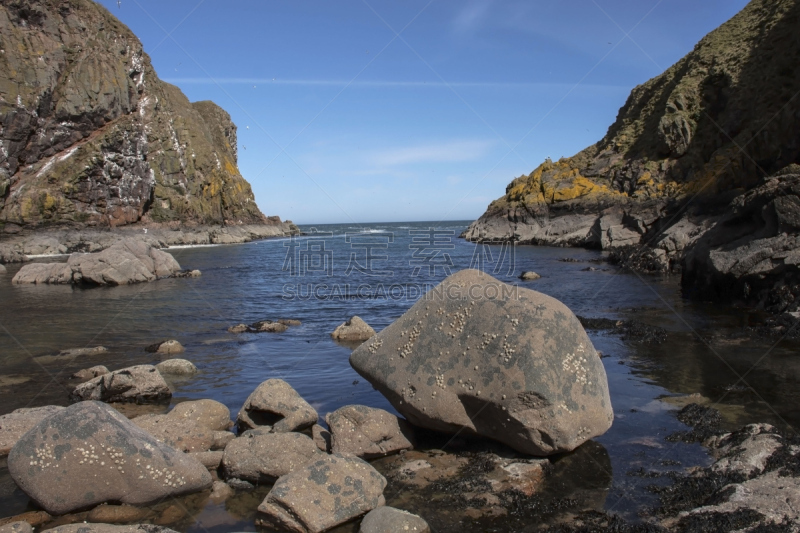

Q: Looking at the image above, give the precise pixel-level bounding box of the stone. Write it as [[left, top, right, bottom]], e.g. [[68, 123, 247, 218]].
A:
[[155, 359, 197, 375], [58, 346, 109, 358], [7, 401, 212, 515], [0, 512, 51, 529], [145, 340, 184, 355], [12, 241, 182, 286], [248, 321, 289, 333], [0, 264, 6, 275], [256, 454, 387, 533], [709, 424, 783, 477], [209, 480, 234, 504], [279, 319, 302, 326], [41, 526, 178, 533], [359, 507, 430, 533], [519, 271, 541, 281], [312, 424, 331, 453], [326, 405, 413, 459], [191, 450, 223, 470], [237, 379, 318, 433], [0, 523, 32, 533], [0, 406, 65, 456], [227, 324, 248, 333], [222, 429, 324, 484], [86, 504, 152, 524], [70, 365, 172, 404], [73, 366, 110, 381], [133, 399, 233, 452], [350, 269, 614, 456], [331, 316, 376, 342]]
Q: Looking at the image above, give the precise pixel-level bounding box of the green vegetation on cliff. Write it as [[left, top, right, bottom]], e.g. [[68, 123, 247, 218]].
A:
[[482, 0, 800, 220], [0, 0, 268, 227]]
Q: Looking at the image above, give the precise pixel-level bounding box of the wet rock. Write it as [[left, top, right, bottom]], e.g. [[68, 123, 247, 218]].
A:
[[359, 506, 430, 533], [154, 359, 197, 375], [709, 424, 783, 477], [577, 315, 668, 345], [331, 316, 376, 342], [227, 324, 248, 334], [12, 241, 182, 286], [8, 401, 212, 515], [0, 264, 6, 275], [0, 523, 32, 533], [226, 478, 255, 491], [256, 453, 387, 533], [519, 271, 541, 281], [58, 347, 109, 358], [133, 399, 233, 452], [350, 269, 613, 456], [175, 270, 202, 278], [326, 405, 413, 459], [191, 451, 223, 470], [248, 321, 288, 333], [71, 365, 171, 404], [145, 340, 184, 355], [0, 512, 51, 529], [0, 406, 65, 456], [209, 480, 234, 504], [312, 424, 331, 453], [279, 319, 302, 326], [72, 366, 110, 381], [41, 526, 179, 533], [86, 504, 152, 524], [236, 379, 318, 433], [222, 429, 324, 484], [665, 403, 723, 443]]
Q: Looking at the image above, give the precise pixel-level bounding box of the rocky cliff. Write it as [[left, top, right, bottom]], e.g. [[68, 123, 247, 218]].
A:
[[0, 0, 273, 229], [464, 0, 800, 259]]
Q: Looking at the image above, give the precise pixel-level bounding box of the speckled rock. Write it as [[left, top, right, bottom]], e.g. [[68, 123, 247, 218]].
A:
[[145, 340, 184, 355], [70, 365, 171, 404], [0, 522, 32, 533], [222, 429, 324, 484], [256, 454, 387, 533], [41, 526, 178, 533], [0, 406, 65, 456], [236, 379, 318, 433], [312, 424, 331, 453], [155, 359, 197, 375], [7, 401, 212, 515], [72, 365, 110, 381], [327, 405, 413, 459], [359, 506, 430, 533], [132, 399, 233, 452], [350, 269, 613, 456], [331, 316, 376, 342], [190, 450, 223, 470]]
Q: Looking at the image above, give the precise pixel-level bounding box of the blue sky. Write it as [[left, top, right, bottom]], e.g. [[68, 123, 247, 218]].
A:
[[98, 0, 749, 224]]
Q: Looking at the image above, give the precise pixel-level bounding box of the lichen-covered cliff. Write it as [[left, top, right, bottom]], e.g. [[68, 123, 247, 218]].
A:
[[464, 0, 800, 253], [0, 0, 271, 228]]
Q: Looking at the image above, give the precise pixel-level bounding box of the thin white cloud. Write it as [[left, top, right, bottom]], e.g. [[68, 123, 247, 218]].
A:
[[368, 140, 496, 167], [162, 77, 629, 91]]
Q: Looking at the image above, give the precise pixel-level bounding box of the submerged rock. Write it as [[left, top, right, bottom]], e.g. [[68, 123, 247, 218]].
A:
[[248, 321, 289, 333], [327, 405, 413, 459], [0, 406, 65, 456], [155, 359, 197, 375], [236, 379, 318, 433], [331, 316, 376, 342], [70, 365, 172, 404], [12, 241, 182, 286], [8, 401, 212, 515], [256, 454, 387, 533], [519, 271, 541, 281], [58, 346, 109, 358], [359, 506, 430, 533], [41, 526, 178, 533], [350, 269, 613, 456], [222, 429, 323, 484], [72, 365, 110, 381]]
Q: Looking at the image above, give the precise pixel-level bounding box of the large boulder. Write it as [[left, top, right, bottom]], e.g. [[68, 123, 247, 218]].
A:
[[70, 365, 171, 404], [0, 406, 65, 456], [237, 379, 318, 433], [359, 507, 430, 533], [133, 399, 234, 453], [8, 401, 212, 515], [256, 454, 387, 533], [331, 316, 376, 342], [327, 405, 413, 459], [12, 240, 182, 286], [222, 429, 324, 484], [350, 269, 613, 456]]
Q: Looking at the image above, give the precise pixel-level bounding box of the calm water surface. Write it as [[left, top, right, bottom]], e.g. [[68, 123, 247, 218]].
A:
[[0, 221, 797, 531]]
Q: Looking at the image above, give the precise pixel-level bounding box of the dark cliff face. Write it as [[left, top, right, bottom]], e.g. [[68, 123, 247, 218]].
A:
[[0, 0, 268, 228], [467, 0, 800, 238]]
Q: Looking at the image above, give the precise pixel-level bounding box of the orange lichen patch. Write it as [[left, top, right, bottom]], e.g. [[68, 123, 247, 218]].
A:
[[224, 159, 237, 176]]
